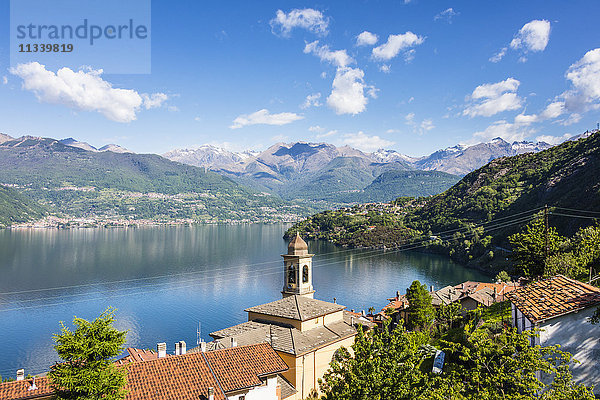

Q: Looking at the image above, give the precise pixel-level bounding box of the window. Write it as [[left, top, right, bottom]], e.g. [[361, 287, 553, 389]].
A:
[[302, 265, 309, 283], [288, 264, 296, 284], [239, 396, 245, 400]]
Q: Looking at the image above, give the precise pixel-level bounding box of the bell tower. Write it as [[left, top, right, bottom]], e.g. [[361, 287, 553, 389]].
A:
[[282, 233, 315, 298]]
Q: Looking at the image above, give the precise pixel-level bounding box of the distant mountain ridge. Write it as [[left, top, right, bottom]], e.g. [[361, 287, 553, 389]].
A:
[[59, 137, 131, 153], [162, 137, 553, 203]]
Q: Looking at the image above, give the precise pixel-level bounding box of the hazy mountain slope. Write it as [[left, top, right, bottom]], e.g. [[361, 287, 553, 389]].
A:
[[0, 136, 309, 223], [357, 170, 460, 202], [413, 138, 553, 175], [0, 185, 46, 227]]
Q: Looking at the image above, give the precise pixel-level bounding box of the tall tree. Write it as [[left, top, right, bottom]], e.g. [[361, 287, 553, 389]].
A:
[[49, 307, 128, 400], [509, 218, 564, 277], [405, 280, 435, 331]]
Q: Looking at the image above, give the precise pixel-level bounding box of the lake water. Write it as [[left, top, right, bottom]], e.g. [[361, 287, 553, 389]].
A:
[[0, 224, 490, 378]]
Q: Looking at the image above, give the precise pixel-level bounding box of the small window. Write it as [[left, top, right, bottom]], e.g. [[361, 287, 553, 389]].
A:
[[302, 265, 309, 283], [239, 396, 245, 400], [288, 265, 296, 284]]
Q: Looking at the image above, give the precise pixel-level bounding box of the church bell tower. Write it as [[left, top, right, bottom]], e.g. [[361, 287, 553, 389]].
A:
[[282, 233, 315, 298]]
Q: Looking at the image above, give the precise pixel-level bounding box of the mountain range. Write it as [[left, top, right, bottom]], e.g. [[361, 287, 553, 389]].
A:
[[162, 138, 554, 203]]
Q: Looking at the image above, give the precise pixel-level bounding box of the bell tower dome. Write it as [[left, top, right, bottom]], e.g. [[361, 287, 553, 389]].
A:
[[281, 233, 315, 298]]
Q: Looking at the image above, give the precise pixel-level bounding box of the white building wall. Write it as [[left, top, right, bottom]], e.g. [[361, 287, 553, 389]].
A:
[[538, 307, 600, 394], [227, 376, 278, 400]]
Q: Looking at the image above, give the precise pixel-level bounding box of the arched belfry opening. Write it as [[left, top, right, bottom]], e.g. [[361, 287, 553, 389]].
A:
[[281, 233, 315, 298]]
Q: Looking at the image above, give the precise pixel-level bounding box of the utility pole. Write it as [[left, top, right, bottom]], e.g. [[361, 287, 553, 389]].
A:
[[544, 205, 549, 263]]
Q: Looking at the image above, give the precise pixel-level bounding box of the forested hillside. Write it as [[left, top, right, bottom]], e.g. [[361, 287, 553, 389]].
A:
[[287, 132, 600, 271], [0, 185, 46, 228]]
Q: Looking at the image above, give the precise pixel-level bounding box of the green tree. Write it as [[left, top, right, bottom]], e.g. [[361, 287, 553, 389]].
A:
[[405, 280, 435, 331], [435, 302, 462, 332], [509, 218, 564, 277], [494, 270, 510, 282], [49, 307, 128, 400], [319, 321, 431, 400]]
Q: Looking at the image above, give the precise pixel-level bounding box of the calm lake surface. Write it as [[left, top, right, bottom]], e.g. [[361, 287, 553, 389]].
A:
[[0, 224, 490, 378]]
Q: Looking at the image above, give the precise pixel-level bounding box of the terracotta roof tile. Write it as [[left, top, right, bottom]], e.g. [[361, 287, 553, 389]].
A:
[[204, 343, 288, 393], [0, 377, 53, 400], [0, 343, 287, 400], [506, 275, 600, 323]]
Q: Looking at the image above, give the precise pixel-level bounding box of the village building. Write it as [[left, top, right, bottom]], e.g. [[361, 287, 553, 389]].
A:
[[0, 342, 289, 400], [381, 280, 522, 323], [192, 233, 373, 399], [506, 275, 600, 394]]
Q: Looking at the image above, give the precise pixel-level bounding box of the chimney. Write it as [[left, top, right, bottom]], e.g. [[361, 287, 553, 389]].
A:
[[230, 337, 237, 347], [208, 387, 215, 400], [16, 369, 24, 381], [179, 341, 186, 355], [28, 377, 37, 391], [430, 285, 434, 293], [396, 290, 400, 299], [333, 297, 337, 304], [200, 341, 207, 352], [175, 341, 181, 355], [157, 342, 167, 358], [493, 287, 497, 301], [361, 310, 366, 317]]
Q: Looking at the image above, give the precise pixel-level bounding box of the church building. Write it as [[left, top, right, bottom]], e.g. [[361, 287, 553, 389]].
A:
[[193, 233, 372, 399]]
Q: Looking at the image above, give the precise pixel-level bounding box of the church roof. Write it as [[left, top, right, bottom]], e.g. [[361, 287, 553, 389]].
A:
[[244, 295, 345, 322], [287, 233, 308, 255], [201, 311, 370, 356]]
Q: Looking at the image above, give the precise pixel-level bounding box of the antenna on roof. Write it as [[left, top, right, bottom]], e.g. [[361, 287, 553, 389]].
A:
[[196, 322, 202, 347]]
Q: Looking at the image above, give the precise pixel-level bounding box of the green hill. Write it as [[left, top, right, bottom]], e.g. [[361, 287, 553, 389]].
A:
[[287, 132, 600, 270], [0, 185, 46, 227], [0, 137, 312, 224]]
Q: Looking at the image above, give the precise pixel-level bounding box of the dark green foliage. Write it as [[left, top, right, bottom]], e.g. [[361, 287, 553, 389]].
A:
[[406, 280, 436, 331], [0, 185, 46, 227], [49, 307, 128, 400], [494, 270, 510, 282], [319, 316, 595, 399], [357, 170, 460, 202], [509, 218, 564, 276]]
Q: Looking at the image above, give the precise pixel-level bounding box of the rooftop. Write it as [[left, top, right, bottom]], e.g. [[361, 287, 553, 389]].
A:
[[506, 275, 600, 323], [201, 311, 371, 356], [245, 295, 345, 322], [286, 233, 309, 255], [0, 343, 288, 400]]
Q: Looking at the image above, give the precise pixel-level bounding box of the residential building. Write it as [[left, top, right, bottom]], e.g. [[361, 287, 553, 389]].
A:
[[0, 342, 289, 400], [506, 275, 600, 393]]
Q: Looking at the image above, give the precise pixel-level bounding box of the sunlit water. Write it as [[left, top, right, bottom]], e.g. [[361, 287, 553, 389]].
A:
[[0, 224, 490, 378]]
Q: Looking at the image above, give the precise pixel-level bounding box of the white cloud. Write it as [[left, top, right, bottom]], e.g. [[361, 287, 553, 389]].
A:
[[301, 92, 322, 109], [558, 113, 582, 126], [327, 67, 370, 115], [308, 125, 325, 132], [141, 93, 168, 109], [405, 112, 415, 122], [473, 119, 536, 142], [379, 64, 391, 73], [535, 134, 572, 145], [434, 8, 459, 23], [271, 134, 289, 142], [564, 48, 600, 110], [420, 119, 435, 132], [341, 131, 394, 152], [510, 20, 551, 53], [463, 78, 523, 117], [9, 62, 165, 123], [316, 129, 338, 139], [270, 8, 329, 37], [372, 32, 425, 61], [230, 109, 304, 129], [194, 116, 202, 122], [540, 101, 565, 119], [304, 41, 354, 68], [386, 129, 400, 134], [2, 76, 7, 85], [489, 47, 507, 63], [356, 31, 378, 46]]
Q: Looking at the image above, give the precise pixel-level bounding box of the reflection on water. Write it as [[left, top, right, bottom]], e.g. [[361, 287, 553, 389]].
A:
[[0, 224, 490, 378]]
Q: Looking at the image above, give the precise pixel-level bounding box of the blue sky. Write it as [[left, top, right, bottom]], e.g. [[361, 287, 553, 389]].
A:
[[1, 0, 599, 156]]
